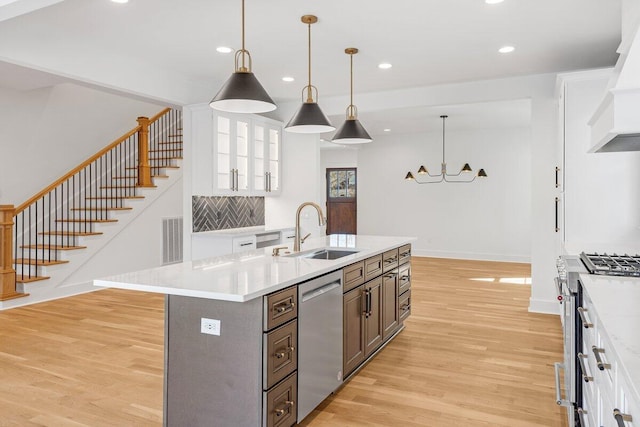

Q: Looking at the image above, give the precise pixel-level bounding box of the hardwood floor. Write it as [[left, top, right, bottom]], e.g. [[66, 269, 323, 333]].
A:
[[0, 257, 567, 427]]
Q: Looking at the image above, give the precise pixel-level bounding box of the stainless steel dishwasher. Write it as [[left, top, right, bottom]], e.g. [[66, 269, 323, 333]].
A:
[[297, 269, 343, 422]]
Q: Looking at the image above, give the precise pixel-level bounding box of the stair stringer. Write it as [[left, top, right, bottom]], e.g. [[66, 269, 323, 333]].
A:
[[1, 164, 183, 310]]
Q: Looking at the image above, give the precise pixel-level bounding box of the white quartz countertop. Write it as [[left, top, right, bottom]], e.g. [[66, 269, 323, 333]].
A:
[[580, 273, 640, 405], [192, 225, 294, 237], [94, 235, 415, 302]]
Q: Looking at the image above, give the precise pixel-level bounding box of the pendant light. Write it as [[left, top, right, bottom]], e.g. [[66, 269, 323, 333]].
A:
[[210, 0, 276, 114], [285, 15, 335, 134], [405, 115, 487, 183], [332, 48, 372, 144]]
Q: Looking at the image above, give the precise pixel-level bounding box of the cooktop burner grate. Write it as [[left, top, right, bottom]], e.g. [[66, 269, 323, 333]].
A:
[[580, 252, 640, 277]]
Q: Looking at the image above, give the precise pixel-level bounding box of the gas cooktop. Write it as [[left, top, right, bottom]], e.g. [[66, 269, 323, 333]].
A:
[[580, 252, 640, 277]]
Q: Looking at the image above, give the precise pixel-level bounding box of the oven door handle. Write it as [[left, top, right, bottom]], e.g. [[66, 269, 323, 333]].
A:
[[577, 307, 593, 328], [553, 362, 570, 407]]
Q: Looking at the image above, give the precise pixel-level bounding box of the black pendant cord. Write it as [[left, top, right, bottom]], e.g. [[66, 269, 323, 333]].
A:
[[241, 0, 245, 70]]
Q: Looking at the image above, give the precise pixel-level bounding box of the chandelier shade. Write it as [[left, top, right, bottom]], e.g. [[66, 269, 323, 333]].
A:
[[405, 115, 487, 184]]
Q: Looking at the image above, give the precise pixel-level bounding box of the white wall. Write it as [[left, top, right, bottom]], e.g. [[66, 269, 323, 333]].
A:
[[265, 133, 326, 238], [61, 176, 183, 285], [0, 82, 165, 204], [356, 127, 532, 261]]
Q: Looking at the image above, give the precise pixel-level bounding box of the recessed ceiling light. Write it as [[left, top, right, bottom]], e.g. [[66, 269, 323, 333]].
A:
[[111, 0, 129, 3], [216, 46, 233, 54], [378, 63, 392, 70], [282, 76, 295, 82], [485, 0, 504, 4], [383, 128, 391, 132], [498, 46, 515, 53]]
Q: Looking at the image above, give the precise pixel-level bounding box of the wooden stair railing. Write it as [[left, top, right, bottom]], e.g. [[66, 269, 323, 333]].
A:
[[0, 108, 182, 300]]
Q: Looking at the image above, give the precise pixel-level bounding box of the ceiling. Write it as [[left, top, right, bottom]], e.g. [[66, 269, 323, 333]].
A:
[[0, 0, 621, 133]]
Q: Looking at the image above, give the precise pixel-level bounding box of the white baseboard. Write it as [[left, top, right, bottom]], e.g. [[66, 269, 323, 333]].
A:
[[528, 298, 560, 315], [412, 249, 530, 263]]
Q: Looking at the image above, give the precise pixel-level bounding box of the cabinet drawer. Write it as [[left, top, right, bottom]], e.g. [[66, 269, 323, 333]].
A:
[[364, 255, 383, 282], [232, 235, 257, 253], [398, 244, 411, 265], [343, 261, 365, 292], [399, 290, 411, 322], [398, 263, 411, 295], [382, 249, 399, 273], [263, 372, 297, 427], [264, 320, 298, 390], [264, 286, 298, 331]]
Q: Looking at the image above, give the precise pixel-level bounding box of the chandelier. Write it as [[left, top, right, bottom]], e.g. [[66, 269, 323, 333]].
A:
[[405, 115, 487, 184]]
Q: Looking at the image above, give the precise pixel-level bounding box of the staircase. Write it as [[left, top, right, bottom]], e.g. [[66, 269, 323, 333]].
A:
[[0, 108, 182, 307]]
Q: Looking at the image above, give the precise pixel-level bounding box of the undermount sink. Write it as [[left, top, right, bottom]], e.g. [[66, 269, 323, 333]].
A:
[[287, 248, 359, 260]]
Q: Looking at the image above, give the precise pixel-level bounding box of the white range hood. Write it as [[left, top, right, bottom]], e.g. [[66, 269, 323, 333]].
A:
[[589, 15, 640, 153]]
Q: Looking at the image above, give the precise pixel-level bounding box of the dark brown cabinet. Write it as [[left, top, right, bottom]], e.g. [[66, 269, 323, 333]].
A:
[[363, 277, 383, 357], [381, 270, 399, 341], [343, 285, 365, 375], [343, 276, 383, 377]]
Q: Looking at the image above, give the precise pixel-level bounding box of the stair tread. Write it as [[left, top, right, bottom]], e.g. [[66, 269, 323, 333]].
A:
[[21, 244, 86, 250], [55, 219, 118, 223], [14, 258, 69, 266], [100, 185, 152, 189], [39, 231, 103, 236], [16, 275, 50, 283], [71, 207, 132, 211], [85, 196, 144, 200]]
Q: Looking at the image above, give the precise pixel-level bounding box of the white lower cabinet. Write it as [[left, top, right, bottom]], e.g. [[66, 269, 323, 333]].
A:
[[579, 286, 637, 427]]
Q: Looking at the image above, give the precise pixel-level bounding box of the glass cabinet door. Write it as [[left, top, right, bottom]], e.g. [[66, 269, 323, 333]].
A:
[[254, 125, 266, 192], [268, 126, 280, 193], [215, 116, 231, 191], [236, 120, 249, 192]]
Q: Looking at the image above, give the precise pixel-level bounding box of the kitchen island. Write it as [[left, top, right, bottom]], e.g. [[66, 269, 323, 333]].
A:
[[94, 234, 415, 427]]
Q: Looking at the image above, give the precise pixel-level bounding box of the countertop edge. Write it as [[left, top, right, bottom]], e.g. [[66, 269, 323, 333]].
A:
[[94, 235, 416, 302]]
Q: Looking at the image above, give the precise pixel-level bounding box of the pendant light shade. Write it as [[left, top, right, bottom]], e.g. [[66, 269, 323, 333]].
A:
[[209, 0, 276, 114], [285, 101, 334, 133], [332, 48, 372, 144], [332, 118, 373, 144], [285, 15, 335, 134], [211, 70, 276, 113]]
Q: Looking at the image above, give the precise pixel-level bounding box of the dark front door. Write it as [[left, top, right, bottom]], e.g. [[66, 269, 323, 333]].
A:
[[326, 168, 357, 235]]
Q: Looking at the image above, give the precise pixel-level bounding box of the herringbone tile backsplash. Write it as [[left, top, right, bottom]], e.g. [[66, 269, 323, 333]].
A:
[[192, 196, 265, 232]]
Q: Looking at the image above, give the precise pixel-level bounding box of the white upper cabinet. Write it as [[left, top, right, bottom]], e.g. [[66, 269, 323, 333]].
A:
[[188, 104, 282, 196]]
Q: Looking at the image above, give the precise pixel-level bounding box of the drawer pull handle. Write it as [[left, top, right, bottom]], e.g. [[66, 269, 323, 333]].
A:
[[614, 408, 632, 426], [577, 408, 587, 427], [577, 353, 592, 382], [400, 251, 411, 258], [577, 307, 593, 328], [384, 257, 397, 264], [384, 273, 396, 279], [400, 275, 410, 281], [274, 346, 295, 359], [275, 302, 295, 314], [592, 346, 611, 370], [401, 303, 411, 311], [274, 400, 295, 417]]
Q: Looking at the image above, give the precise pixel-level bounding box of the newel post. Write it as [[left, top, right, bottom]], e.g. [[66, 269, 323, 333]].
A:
[[0, 205, 21, 301], [137, 116, 153, 187]]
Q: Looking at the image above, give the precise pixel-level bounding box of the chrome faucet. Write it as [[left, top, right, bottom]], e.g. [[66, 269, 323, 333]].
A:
[[294, 202, 326, 252]]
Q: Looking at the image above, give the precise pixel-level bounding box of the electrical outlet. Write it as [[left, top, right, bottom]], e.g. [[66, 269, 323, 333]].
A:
[[201, 318, 221, 336]]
